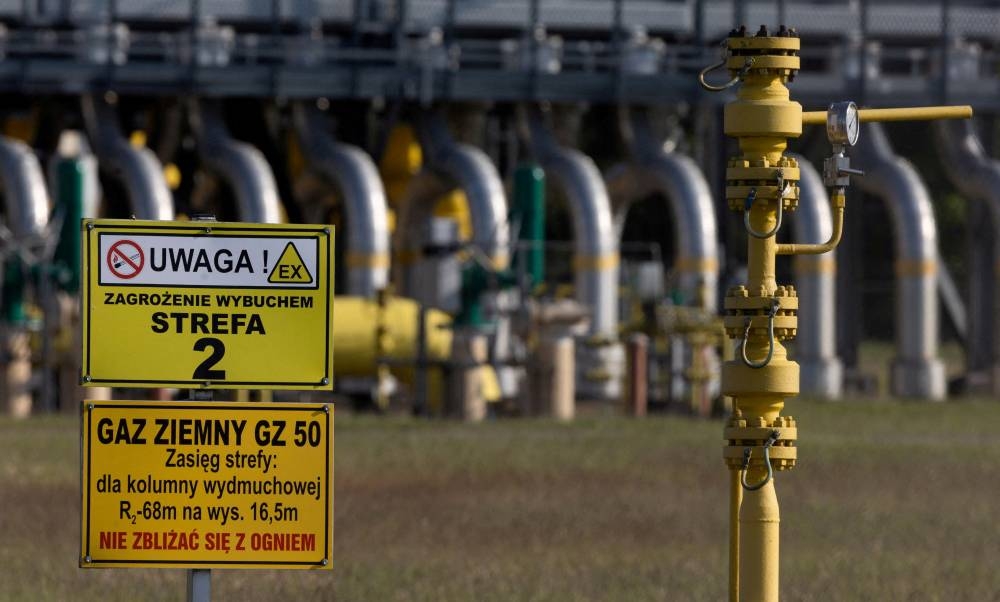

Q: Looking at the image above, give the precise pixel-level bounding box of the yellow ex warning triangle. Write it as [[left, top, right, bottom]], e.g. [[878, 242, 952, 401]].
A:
[[268, 242, 313, 283]]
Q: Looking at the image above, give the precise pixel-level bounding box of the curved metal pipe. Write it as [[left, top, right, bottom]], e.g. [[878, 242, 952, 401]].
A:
[[606, 107, 719, 311], [0, 137, 49, 238], [787, 153, 842, 399], [525, 108, 617, 336], [293, 104, 390, 296], [933, 119, 1000, 392], [524, 107, 621, 400], [193, 102, 281, 224], [81, 96, 174, 220], [400, 110, 509, 270], [854, 122, 945, 400]]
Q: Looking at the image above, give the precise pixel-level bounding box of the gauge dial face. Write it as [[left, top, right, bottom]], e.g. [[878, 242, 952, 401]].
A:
[[827, 101, 860, 146]]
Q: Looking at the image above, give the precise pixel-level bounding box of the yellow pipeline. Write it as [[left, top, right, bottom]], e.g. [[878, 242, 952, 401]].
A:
[[709, 26, 972, 602], [332, 295, 452, 380], [801, 105, 973, 125], [777, 190, 845, 255], [718, 33, 803, 600], [331, 295, 501, 408], [333, 295, 450, 410]]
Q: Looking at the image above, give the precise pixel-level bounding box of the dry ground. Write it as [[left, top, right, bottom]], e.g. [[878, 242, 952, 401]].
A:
[[2, 397, 1000, 601]]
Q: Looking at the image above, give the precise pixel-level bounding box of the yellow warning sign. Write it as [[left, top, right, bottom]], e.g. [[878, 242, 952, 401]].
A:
[[268, 242, 313, 284], [80, 400, 333, 569], [81, 219, 334, 390]]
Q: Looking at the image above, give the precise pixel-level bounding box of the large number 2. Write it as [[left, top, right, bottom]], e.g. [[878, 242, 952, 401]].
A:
[[193, 337, 227, 380]]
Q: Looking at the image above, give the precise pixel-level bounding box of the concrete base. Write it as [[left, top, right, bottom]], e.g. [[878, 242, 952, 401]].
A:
[[890, 357, 947, 400], [446, 332, 488, 422], [525, 335, 575, 420], [991, 365, 1000, 397], [798, 358, 844, 400], [2, 332, 32, 418], [576, 342, 624, 401]]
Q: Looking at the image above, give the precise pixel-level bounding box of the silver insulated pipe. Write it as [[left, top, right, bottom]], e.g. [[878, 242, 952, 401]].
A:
[[81, 96, 174, 220], [524, 107, 622, 400], [854, 122, 945, 400], [293, 104, 390, 296], [395, 110, 510, 285], [788, 153, 842, 399], [0, 137, 49, 238], [193, 102, 282, 224], [933, 118, 1000, 393], [605, 107, 719, 311]]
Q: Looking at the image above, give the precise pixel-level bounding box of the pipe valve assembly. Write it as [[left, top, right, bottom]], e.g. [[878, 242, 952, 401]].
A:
[[701, 25, 972, 602]]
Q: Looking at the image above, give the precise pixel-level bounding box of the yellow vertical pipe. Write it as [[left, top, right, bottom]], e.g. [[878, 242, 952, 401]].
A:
[[720, 33, 801, 602], [736, 203, 786, 598], [738, 474, 780, 601], [746, 204, 779, 297], [729, 468, 742, 602]]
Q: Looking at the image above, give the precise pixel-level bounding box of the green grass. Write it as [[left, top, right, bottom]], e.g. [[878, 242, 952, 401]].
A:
[[3, 399, 1000, 601]]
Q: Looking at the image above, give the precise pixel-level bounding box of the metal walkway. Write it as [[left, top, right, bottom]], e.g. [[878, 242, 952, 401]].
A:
[[0, 0, 995, 108]]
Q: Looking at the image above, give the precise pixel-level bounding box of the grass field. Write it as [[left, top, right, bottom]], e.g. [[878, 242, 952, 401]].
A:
[[2, 397, 1000, 601]]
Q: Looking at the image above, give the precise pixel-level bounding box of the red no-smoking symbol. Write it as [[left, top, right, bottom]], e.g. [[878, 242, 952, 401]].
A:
[[107, 240, 144, 279]]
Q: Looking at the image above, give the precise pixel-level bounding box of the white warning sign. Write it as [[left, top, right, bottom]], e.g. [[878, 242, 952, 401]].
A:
[[98, 234, 318, 289]]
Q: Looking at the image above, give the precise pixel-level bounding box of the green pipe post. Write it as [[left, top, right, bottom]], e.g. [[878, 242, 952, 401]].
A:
[[52, 158, 85, 293], [512, 164, 545, 288], [1, 256, 26, 325]]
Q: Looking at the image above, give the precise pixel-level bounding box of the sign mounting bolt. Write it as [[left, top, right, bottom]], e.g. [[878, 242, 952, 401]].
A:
[[321, 558, 328, 566], [84, 555, 91, 563], [320, 377, 329, 386], [83, 375, 91, 383], [88, 403, 94, 410], [86, 222, 94, 231]]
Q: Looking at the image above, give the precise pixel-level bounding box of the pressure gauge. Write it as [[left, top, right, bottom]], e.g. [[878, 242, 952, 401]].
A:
[[826, 101, 860, 146]]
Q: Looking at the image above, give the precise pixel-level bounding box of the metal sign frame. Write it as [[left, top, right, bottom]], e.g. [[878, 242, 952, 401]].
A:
[[80, 400, 334, 570], [81, 219, 334, 390]]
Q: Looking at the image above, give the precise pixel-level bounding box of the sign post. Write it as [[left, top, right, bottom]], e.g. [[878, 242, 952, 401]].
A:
[[80, 219, 336, 600]]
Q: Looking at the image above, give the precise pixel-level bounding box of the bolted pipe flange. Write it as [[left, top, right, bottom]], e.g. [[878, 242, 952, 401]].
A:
[[723, 415, 798, 471], [723, 286, 798, 341], [725, 32, 800, 82], [726, 156, 801, 212]]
